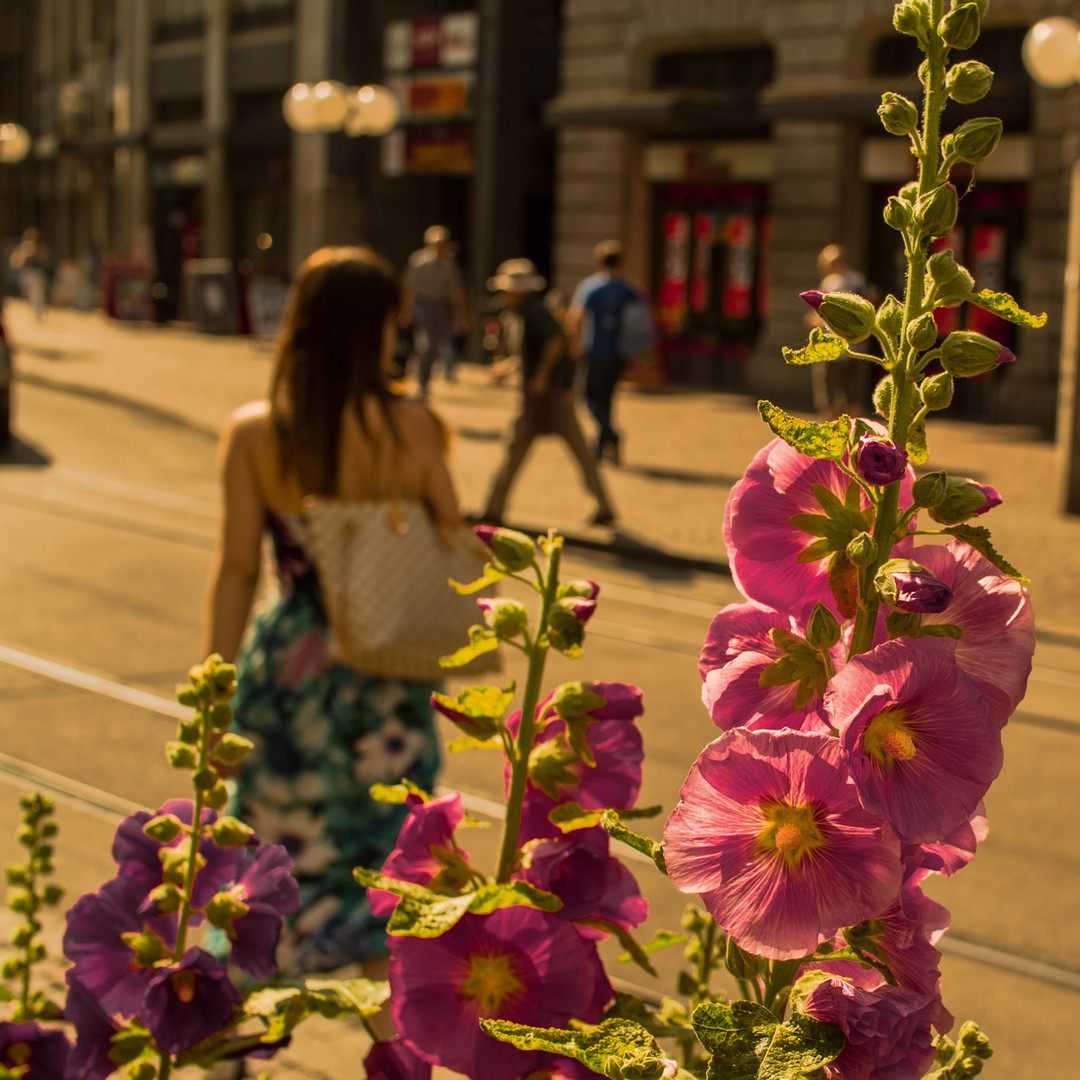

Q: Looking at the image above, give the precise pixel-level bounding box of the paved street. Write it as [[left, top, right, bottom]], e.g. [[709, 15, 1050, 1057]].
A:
[[0, 299, 1078, 1078]]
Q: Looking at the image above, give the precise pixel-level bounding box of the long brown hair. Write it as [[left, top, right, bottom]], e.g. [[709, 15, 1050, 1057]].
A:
[[270, 246, 401, 494]]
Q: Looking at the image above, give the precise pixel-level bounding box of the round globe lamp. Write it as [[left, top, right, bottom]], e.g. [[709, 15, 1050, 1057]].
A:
[[345, 84, 401, 137], [1023, 17, 1080, 89], [0, 122, 32, 164], [282, 80, 349, 133]]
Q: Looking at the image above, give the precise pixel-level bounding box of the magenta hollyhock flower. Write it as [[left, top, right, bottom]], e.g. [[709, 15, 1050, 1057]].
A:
[[214, 842, 301, 979], [63, 877, 177, 1017], [856, 436, 908, 486], [800, 290, 825, 310], [903, 803, 988, 883], [389, 907, 612, 1080], [663, 728, 902, 960], [800, 976, 939, 1080], [64, 974, 123, 1080], [363, 1037, 432, 1080], [913, 540, 1034, 727], [370, 792, 467, 917], [0, 1022, 72, 1080], [699, 601, 839, 734], [518, 832, 647, 934], [723, 436, 914, 614], [886, 569, 953, 614], [139, 948, 241, 1056], [828, 638, 1002, 843]]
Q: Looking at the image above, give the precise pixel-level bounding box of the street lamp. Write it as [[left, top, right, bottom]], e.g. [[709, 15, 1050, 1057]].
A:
[[1023, 18, 1080, 512], [282, 81, 400, 136], [0, 123, 32, 164]]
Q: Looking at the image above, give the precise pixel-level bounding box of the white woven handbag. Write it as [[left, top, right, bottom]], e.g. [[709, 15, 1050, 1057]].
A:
[[301, 498, 499, 680]]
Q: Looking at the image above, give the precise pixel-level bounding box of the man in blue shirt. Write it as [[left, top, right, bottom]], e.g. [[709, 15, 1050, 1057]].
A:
[[565, 240, 641, 465]]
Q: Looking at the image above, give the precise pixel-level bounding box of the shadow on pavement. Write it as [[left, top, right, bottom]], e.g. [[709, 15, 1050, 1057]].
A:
[[0, 434, 51, 468], [619, 463, 739, 487]]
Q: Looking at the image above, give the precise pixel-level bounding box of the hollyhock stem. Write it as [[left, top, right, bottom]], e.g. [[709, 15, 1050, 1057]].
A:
[[496, 534, 563, 883]]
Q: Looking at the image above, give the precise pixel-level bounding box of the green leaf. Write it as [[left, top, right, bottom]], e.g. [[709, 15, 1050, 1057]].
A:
[[368, 778, 430, 804], [548, 801, 604, 832], [602, 810, 666, 874], [240, 979, 389, 1044], [782, 328, 849, 366], [386, 891, 475, 937], [433, 683, 517, 727], [439, 626, 500, 669], [919, 622, 964, 640], [466, 880, 563, 915], [449, 562, 508, 594], [691, 1000, 846, 1080], [480, 1017, 674, 1080], [966, 289, 1048, 328], [941, 524, 1028, 583], [758, 401, 850, 460], [447, 734, 503, 752], [907, 415, 929, 466], [628, 929, 687, 958]]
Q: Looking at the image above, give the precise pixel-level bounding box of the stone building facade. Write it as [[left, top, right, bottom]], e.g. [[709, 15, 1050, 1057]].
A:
[[548, 0, 1076, 428]]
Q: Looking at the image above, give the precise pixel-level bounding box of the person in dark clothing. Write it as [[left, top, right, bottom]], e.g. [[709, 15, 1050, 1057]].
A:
[[479, 259, 615, 527]]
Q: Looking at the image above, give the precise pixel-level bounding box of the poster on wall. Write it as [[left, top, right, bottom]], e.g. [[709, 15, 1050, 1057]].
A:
[[440, 12, 479, 66], [384, 20, 412, 72], [721, 213, 756, 320], [658, 211, 690, 334], [412, 17, 441, 69], [690, 212, 714, 314]]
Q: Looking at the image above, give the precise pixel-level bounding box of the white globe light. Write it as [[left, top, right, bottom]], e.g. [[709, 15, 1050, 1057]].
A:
[[0, 122, 32, 164], [307, 80, 348, 132], [282, 82, 315, 132], [1023, 17, 1080, 89], [345, 84, 401, 137]]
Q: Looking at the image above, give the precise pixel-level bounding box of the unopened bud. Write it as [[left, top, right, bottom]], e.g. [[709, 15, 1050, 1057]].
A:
[[725, 937, 765, 981], [476, 596, 529, 639], [906, 312, 939, 351], [204, 781, 230, 810], [192, 766, 219, 791], [920, 372, 954, 410], [680, 904, 707, 932], [857, 436, 909, 486], [547, 606, 586, 656], [914, 184, 958, 238], [894, 1, 930, 39], [145, 883, 183, 914], [807, 291, 877, 343], [940, 3, 981, 50], [805, 603, 842, 650], [473, 525, 536, 572], [878, 92, 919, 137], [876, 560, 953, 614], [143, 814, 184, 843], [883, 196, 914, 232], [946, 60, 993, 103], [928, 249, 960, 284], [210, 816, 257, 848], [927, 477, 1003, 525], [876, 295, 904, 337], [166, 741, 197, 770], [846, 532, 879, 568], [935, 263, 975, 307], [940, 331, 1014, 376], [212, 733, 254, 765], [912, 470, 948, 507], [951, 117, 1002, 165]]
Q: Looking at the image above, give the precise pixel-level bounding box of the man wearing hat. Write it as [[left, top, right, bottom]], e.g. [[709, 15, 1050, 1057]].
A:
[[479, 259, 616, 527], [400, 225, 469, 396]]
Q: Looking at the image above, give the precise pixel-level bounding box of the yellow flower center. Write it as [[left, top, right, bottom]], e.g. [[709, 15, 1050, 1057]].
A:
[[171, 968, 198, 1005], [6, 1043, 32, 1067], [756, 801, 825, 868], [460, 951, 524, 1015], [863, 708, 917, 766]]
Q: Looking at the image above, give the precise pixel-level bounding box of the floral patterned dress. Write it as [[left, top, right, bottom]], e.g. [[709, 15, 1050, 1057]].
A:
[[227, 512, 441, 972]]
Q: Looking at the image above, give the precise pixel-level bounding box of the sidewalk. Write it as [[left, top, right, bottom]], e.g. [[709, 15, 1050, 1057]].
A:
[[6, 298, 1080, 639]]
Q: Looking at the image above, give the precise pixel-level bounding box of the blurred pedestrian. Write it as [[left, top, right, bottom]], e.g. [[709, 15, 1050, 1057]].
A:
[[9, 228, 50, 320], [564, 240, 643, 465], [808, 244, 873, 419], [203, 246, 460, 981], [400, 225, 469, 397], [479, 258, 616, 528]]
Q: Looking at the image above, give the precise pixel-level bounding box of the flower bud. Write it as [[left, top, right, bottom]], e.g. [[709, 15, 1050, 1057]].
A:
[[680, 904, 707, 932], [946, 60, 993, 103], [876, 560, 953, 614], [143, 814, 184, 843], [558, 579, 600, 600], [204, 781, 230, 810], [878, 92, 919, 137], [800, 290, 824, 312], [951, 117, 1002, 165], [212, 732, 254, 765], [940, 331, 1014, 376], [920, 371, 954, 410], [883, 196, 914, 232], [805, 602, 842, 651], [935, 264, 975, 308], [906, 312, 939, 351], [166, 741, 197, 770], [894, 1, 929, 39], [940, 3, 981, 50], [873, 375, 895, 421], [846, 531, 879, 568], [547, 604, 586, 656], [145, 882, 182, 914], [806, 291, 877, 343], [927, 477, 1003, 524], [912, 470, 949, 507], [857, 436, 909, 486], [914, 184, 958, 237], [473, 525, 536, 572], [205, 891, 251, 932], [128, 1063, 157, 1080], [876, 295, 904, 337], [928, 249, 960, 284], [477, 596, 529, 639], [210, 816, 257, 848], [725, 936, 765, 981], [193, 766, 219, 791], [601, 1050, 669, 1080], [550, 681, 606, 720]]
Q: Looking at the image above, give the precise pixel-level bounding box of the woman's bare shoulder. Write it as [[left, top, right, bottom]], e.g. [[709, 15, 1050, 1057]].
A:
[[222, 400, 273, 441], [391, 397, 450, 450]]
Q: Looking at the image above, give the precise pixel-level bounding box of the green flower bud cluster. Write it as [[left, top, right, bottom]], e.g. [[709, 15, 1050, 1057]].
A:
[[942, 117, 1002, 166], [3, 793, 65, 1022], [939, 2, 982, 50], [914, 184, 958, 238], [816, 292, 877, 343], [878, 92, 919, 137], [946, 60, 992, 103], [920, 372, 954, 410], [940, 331, 1013, 376]]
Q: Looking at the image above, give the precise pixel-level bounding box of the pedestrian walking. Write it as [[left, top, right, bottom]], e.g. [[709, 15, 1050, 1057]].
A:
[[400, 224, 469, 397], [479, 258, 616, 528], [203, 246, 461, 982], [564, 240, 646, 465], [9, 227, 51, 320]]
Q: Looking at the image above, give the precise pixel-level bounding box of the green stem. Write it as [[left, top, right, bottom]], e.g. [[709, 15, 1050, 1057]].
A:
[[495, 539, 562, 883], [158, 1052, 172, 1080], [173, 707, 213, 958]]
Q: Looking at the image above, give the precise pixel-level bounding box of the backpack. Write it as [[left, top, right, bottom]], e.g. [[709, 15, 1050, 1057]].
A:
[[618, 294, 656, 359]]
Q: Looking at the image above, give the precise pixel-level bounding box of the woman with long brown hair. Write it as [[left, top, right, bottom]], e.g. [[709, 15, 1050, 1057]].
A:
[[204, 246, 461, 976]]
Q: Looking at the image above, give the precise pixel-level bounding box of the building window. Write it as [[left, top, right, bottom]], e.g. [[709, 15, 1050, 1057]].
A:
[[152, 0, 205, 43], [653, 47, 774, 95], [231, 0, 295, 33]]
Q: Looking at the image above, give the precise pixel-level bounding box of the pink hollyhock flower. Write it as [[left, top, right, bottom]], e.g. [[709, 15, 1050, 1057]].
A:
[[370, 792, 468, 917], [903, 803, 988, 883], [363, 1037, 432, 1080], [856, 436, 909, 486], [799, 974, 939, 1080], [828, 638, 1002, 843], [723, 436, 914, 614], [699, 601, 839, 733], [389, 907, 611, 1080], [913, 541, 1034, 727], [0, 1022, 72, 1080], [663, 728, 902, 960]]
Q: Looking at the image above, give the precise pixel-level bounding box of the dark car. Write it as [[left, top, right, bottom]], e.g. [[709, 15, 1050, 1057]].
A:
[[0, 313, 10, 448]]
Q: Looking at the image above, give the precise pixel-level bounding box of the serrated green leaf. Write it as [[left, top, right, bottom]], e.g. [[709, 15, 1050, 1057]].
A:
[[447, 734, 503, 753], [439, 627, 500, 669], [966, 289, 1048, 328], [480, 1017, 671, 1078], [782, 328, 849, 366], [449, 562, 508, 594], [548, 801, 604, 832], [758, 401, 850, 460], [466, 880, 563, 915], [240, 978, 389, 1045], [433, 683, 517, 723], [386, 890, 475, 937], [941, 524, 1028, 583], [602, 810, 666, 874], [368, 778, 430, 804], [692, 1000, 845, 1080], [907, 416, 929, 466]]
